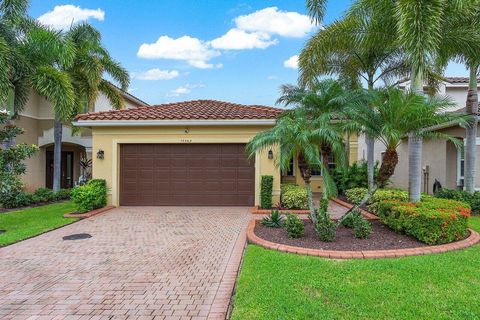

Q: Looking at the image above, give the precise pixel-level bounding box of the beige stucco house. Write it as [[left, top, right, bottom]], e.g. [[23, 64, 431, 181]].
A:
[[357, 77, 480, 193], [15, 87, 148, 191], [73, 100, 358, 207]]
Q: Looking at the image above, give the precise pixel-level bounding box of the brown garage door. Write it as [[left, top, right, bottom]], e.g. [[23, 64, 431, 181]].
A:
[[120, 144, 255, 206]]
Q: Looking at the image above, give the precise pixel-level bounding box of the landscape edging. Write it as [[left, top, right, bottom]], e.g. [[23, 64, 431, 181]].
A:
[[246, 220, 480, 259], [64, 205, 116, 218]]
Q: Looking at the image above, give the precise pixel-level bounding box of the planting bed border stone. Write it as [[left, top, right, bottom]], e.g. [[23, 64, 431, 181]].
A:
[[63, 206, 115, 219]]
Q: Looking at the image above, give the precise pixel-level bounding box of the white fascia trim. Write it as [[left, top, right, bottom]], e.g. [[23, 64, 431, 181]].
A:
[[72, 119, 277, 127]]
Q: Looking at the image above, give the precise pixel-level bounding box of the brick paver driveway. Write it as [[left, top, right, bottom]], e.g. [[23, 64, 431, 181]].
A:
[[0, 206, 251, 320]]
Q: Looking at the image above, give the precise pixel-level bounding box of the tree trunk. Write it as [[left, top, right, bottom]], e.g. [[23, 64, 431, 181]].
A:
[[53, 119, 62, 192], [408, 133, 422, 202], [298, 153, 316, 224], [366, 136, 374, 192], [365, 77, 376, 193], [464, 65, 478, 194], [320, 145, 330, 169], [408, 69, 424, 202]]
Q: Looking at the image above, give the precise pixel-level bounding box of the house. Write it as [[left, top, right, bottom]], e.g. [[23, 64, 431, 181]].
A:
[[73, 100, 359, 207], [16, 87, 148, 191], [357, 77, 480, 193]]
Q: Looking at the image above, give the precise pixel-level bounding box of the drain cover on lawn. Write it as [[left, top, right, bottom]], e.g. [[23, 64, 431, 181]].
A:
[[63, 233, 92, 240]]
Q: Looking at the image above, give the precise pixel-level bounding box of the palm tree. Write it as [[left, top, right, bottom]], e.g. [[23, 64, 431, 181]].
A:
[[435, 4, 480, 194], [52, 23, 129, 191], [341, 87, 466, 217], [247, 106, 346, 225], [299, 4, 408, 194], [305, 0, 327, 25]]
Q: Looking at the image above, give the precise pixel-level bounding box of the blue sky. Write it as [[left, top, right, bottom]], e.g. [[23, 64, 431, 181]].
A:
[[29, 0, 469, 106]]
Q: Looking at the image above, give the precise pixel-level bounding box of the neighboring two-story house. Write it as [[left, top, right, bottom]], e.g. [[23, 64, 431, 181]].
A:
[[357, 77, 480, 193], [16, 87, 148, 191]]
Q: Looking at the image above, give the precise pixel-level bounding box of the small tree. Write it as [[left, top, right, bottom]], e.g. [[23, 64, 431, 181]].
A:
[[0, 111, 38, 206]]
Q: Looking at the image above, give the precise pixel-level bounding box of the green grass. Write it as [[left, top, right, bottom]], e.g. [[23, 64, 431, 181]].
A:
[[231, 215, 480, 320], [0, 201, 78, 246]]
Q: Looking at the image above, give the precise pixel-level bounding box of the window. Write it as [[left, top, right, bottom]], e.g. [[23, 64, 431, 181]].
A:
[[312, 153, 336, 176], [457, 147, 464, 186], [283, 157, 295, 176]]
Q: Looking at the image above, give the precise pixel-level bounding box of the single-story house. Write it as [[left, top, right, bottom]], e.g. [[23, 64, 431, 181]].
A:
[[74, 100, 359, 207]]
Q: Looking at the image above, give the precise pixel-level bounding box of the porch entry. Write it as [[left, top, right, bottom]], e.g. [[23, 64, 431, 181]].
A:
[[46, 151, 74, 189]]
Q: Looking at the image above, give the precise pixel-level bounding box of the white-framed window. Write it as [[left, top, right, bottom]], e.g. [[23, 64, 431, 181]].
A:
[[283, 157, 295, 176], [312, 153, 336, 176], [457, 147, 464, 186]]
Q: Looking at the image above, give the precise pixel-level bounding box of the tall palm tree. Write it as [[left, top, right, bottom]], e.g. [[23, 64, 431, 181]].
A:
[[247, 106, 346, 225], [341, 87, 466, 217], [305, 0, 327, 25], [48, 23, 129, 191], [299, 4, 408, 194]]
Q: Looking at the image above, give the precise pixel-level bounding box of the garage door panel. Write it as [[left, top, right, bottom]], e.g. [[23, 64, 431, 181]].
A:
[[120, 143, 255, 206]]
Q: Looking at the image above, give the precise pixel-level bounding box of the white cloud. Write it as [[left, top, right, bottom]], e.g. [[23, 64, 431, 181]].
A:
[[235, 7, 314, 38], [211, 28, 278, 50], [267, 75, 280, 80], [137, 36, 220, 69], [37, 5, 104, 30], [133, 68, 179, 81], [284, 55, 299, 69], [167, 83, 206, 97]]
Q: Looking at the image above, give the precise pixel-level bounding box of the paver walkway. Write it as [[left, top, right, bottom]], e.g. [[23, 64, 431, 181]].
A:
[[0, 207, 251, 320]]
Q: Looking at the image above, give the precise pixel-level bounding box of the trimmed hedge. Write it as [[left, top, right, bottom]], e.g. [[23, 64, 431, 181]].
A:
[[260, 175, 273, 209], [0, 188, 71, 209], [435, 188, 480, 215], [71, 179, 107, 213], [345, 187, 409, 213], [281, 184, 308, 210], [376, 197, 470, 245]]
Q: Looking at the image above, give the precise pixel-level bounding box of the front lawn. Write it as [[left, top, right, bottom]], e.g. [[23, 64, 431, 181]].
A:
[[0, 201, 78, 247], [231, 216, 480, 320]]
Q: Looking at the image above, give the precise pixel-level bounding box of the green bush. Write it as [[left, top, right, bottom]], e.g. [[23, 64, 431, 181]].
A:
[[314, 199, 336, 242], [71, 179, 107, 213], [281, 184, 308, 209], [260, 175, 273, 209], [345, 187, 368, 205], [32, 188, 55, 203], [1, 191, 33, 209], [333, 161, 385, 194], [285, 214, 304, 238], [353, 215, 372, 239], [435, 188, 480, 215], [345, 187, 411, 214], [340, 209, 362, 228], [261, 210, 284, 228], [54, 189, 71, 201], [376, 197, 470, 245]]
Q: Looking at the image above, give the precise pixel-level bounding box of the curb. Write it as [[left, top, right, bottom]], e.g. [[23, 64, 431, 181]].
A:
[[246, 220, 480, 259], [64, 206, 116, 219], [330, 198, 380, 220], [250, 206, 309, 215]]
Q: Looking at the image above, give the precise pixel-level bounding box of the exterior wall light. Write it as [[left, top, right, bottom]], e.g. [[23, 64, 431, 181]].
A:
[[268, 150, 273, 159], [97, 150, 105, 159]]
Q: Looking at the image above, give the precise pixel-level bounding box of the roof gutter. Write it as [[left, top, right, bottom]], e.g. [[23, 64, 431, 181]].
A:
[[72, 119, 277, 127]]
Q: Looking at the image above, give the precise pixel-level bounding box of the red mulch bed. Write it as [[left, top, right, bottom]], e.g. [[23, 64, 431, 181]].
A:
[[254, 219, 430, 251]]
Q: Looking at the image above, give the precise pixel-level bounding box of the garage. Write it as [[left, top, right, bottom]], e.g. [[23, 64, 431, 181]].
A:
[[120, 143, 255, 206]]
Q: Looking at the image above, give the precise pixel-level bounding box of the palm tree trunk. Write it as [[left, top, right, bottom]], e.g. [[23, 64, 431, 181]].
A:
[[408, 70, 424, 202], [366, 136, 374, 191], [298, 153, 317, 224], [464, 65, 478, 194], [366, 77, 375, 193], [53, 118, 62, 192]]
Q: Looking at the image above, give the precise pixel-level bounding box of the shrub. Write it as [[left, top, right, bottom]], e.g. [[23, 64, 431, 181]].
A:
[[32, 188, 55, 203], [261, 210, 284, 228], [71, 179, 107, 213], [54, 189, 71, 201], [340, 209, 362, 228], [314, 199, 336, 242], [333, 161, 385, 194], [285, 214, 304, 238], [435, 188, 480, 215], [345, 187, 367, 205], [353, 215, 372, 239], [281, 185, 308, 209], [260, 175, 274, 209], [376, 197, 470, 245], [1, 191, 33, 209]]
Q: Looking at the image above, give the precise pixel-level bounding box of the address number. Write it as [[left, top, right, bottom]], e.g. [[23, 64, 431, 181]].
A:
[[180, 139, 192, 143]]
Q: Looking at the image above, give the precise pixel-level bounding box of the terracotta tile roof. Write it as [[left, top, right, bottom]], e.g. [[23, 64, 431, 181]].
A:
[[75, 99, 283, 121], [445, 77, 480, 84]]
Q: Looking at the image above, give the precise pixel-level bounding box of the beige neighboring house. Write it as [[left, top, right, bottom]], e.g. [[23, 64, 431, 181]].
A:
[[16, 87, 148, 192], [357, 77, 480, 193]]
